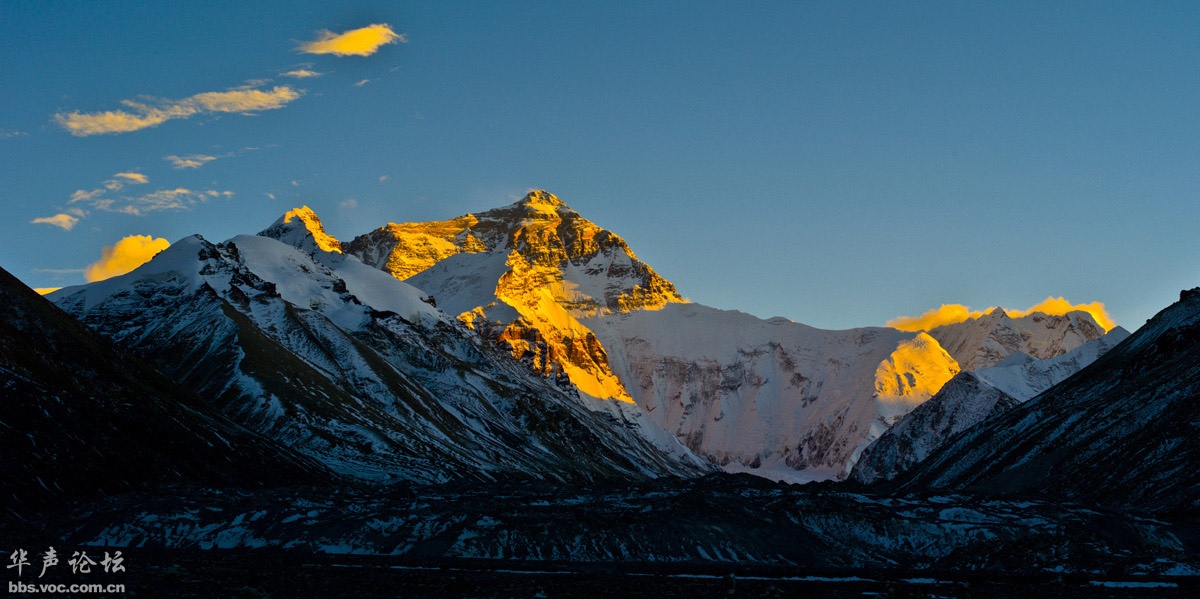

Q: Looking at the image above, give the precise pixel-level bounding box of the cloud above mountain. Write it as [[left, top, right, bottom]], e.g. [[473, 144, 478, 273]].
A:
[[84, 235, 171, 282], [888, 297, 1116, 332], [299, 24, 405, 57], [54, 85, 302, 136]]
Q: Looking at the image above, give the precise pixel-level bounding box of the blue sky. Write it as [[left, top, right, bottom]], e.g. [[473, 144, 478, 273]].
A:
[[2, 1, 1198, 330]]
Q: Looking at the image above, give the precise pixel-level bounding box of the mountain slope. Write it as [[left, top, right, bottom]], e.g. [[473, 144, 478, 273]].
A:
[[52, 225, 711, 485], [0, 265, 328, 520], [585, 304, 965, 482], [852, 328, 1130, 484], [926, 308, 1107, 371], [895, 289, 1200, 512]]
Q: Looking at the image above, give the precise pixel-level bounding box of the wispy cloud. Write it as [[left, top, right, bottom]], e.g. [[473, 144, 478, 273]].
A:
[[31, 213, 80, 231], [281, 68, 322, 78], [340, 198, 358, 209], [84, 235, 171, 282], [71, 188, 104, 203], [1, 129, 27, 139], [54, 85, 303, 136], [93, 188, 234, 216], [299, 23, 405, 57], [379, 175, 390, 182], [33, 268, 85, 275], [113, 171, 149, 184], [164, 154, 219, 169], [62, 170, 234, 217], [353, 79, 373, 87]]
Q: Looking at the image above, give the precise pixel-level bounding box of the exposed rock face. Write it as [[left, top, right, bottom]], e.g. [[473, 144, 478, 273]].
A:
[[343, 190, 683, 403]]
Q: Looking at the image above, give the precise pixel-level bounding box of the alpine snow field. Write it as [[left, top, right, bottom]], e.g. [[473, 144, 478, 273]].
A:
[[4, 191, 1199, 597]]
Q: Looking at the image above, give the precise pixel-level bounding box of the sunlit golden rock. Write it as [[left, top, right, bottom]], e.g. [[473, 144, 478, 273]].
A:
[[343, 190, 683, 402]]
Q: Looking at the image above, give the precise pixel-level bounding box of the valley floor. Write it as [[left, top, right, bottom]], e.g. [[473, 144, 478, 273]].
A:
[[4, 475, 1198, 597]]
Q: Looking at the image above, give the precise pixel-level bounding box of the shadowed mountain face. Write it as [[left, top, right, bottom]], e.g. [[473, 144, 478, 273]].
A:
[[0, 265, 328, 520], [852, 327, 1130, 485], [895, 289, 1200, 513]]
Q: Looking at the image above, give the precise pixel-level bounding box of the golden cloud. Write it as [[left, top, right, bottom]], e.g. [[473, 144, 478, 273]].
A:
[[887, 304, 990, 332], [54, 85, 303, 136], [113, 172, 149, 184], [888, 297, 1116, 333], [165, 154, 218, 169], [1008, 297, 1116, 331], [84, 235, 171, 282], [299, 23, 405, 57], [31, 213, 80, 231]]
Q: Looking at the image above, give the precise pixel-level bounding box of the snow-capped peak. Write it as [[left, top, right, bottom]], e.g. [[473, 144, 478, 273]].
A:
[[261, 206, 342, 254], [516, 189, 565, 209]]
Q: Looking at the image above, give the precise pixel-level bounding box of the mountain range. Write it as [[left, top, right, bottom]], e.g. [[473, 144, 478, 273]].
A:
[[41, 191, 1119, 486]]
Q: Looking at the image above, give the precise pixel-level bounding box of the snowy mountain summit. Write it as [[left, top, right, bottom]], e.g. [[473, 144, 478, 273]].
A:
[[342, 190, 684, 403]]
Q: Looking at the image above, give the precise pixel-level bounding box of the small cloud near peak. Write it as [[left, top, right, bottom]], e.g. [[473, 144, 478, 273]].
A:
[[1009, 297, 1116, 331], [299, 23, 405, 57], [84, 235, 171, 282], [887, 304, 990, 332]]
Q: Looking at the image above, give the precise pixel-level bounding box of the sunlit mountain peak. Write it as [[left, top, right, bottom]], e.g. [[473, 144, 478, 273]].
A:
[[262, 206, 342, 254]]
